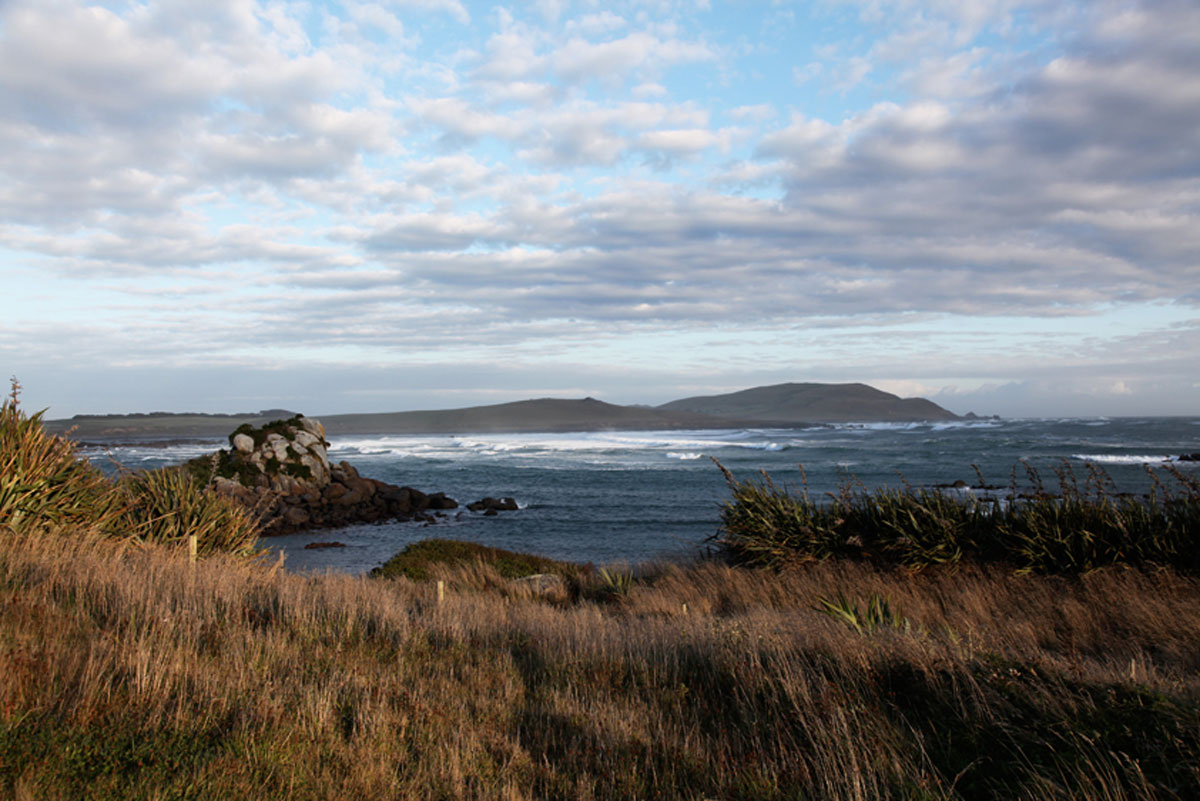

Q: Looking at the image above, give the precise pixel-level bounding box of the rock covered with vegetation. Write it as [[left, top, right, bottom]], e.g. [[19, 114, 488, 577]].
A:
[[187, 415, 459, 534]]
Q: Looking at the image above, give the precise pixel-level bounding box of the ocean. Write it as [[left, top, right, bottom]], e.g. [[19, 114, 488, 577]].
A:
[[82, 417, 1200, 574]]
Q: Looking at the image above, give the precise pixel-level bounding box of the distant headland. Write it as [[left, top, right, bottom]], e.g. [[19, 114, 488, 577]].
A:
[[45, 382, 974, 440]]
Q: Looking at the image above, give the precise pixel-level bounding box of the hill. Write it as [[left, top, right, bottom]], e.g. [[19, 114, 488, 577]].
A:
[[44, 383, 963, 440], [657, 382, 959, 423], [43, 410, 301, 440], [317, 397, 736, 435]]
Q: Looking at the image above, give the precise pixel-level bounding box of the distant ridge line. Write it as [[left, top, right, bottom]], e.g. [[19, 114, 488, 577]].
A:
[[45, 382, 962, 439]]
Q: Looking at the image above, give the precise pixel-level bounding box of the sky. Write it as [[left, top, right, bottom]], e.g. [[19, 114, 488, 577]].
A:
[[1, 0, 1197, 419]]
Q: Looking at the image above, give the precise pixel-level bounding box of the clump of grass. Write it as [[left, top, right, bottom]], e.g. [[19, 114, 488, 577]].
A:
[[1, 379, 260, 558], [816, 592, 910, 634], [712, 458, 1200, 574], [115, 467, 262, 558], [594, 565, 635, 599], [0, 378, 123, 535]]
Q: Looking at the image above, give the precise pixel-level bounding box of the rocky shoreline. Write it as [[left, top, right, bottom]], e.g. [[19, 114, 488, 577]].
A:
[[186, 414, 509, 535]]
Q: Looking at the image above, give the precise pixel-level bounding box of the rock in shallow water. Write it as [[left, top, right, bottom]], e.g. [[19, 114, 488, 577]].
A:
[[192, 414, 491, 535]]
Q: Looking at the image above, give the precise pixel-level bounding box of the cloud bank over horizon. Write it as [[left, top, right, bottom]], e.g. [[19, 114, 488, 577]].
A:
[[1, 0, 1197, 418]]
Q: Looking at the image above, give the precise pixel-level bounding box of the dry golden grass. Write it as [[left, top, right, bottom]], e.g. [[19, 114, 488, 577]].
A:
[[3, 527, 1199, 800]]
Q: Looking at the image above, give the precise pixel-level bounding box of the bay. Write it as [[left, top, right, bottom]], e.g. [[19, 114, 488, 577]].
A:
[[82, 417, 1200, 574]]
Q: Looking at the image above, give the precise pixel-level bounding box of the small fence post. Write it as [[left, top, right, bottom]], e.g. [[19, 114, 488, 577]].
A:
[[437, 580, 445, 604], [188, 533, 198, 566]]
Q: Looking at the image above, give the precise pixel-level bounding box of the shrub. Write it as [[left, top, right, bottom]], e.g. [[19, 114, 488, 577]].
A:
[[1, 378, 261, 559]]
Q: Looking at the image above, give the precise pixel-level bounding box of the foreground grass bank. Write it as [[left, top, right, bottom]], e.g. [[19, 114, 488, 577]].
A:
[[3, 528, 1199, 800]]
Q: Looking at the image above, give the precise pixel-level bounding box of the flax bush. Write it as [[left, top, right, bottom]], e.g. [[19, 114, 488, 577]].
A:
[[0, 378, 121, 535], [712, 458, 1200, 574], [1, 378, 260, 557], [115, 467, 262, 557]]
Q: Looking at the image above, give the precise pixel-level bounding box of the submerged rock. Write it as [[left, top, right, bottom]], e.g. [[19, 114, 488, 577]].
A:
[[467, 496, 519, 514]]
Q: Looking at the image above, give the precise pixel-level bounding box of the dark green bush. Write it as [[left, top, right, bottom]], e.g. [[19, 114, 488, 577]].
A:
[[372, 538, 579, 581]]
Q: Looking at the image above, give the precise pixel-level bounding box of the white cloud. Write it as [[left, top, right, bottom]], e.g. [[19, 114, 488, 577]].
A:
[[1, 0, 1197, 416]]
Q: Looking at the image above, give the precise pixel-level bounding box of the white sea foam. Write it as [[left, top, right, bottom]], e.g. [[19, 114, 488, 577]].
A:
[[325, 429, 798, 460], [666, 452, 704, 460], [1073, 454, 1174, 464]]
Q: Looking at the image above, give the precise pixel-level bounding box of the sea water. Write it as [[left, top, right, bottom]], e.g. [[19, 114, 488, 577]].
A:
[[82, 417, 1200, 574]]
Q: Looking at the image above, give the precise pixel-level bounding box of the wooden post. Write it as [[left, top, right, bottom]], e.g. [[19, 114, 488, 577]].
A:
[[682, 603, 688, 616], [188, 533, 198, 566], [436, 580, 445, 604]]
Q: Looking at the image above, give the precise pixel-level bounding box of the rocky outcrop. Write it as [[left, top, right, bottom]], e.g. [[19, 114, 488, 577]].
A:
[[466, 496, 519, 515], [189, 415, 466, 535]]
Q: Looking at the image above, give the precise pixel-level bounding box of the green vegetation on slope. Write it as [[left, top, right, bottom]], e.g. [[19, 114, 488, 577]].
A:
[[370, 537, 581, 581]]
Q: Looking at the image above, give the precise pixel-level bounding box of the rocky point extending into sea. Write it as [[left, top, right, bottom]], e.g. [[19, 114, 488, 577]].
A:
[[186, 414, 515, 535]]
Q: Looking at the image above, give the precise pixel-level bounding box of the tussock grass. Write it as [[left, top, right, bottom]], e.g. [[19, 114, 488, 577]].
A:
[[0, 379, 121, 536], [713, 459, 1200, 574], [3, 529, 1199, 799], [1, 379, 260, 556]]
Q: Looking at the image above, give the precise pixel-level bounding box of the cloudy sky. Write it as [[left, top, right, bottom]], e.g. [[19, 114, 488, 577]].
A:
[[2, 0, 1197, 419]]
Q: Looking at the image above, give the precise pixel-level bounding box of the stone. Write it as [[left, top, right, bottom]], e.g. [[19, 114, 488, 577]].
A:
[[293, 430, 321, 449], [468, 496, 519, 513], [192, 414, 519, 536], [426, 491, 456, 510], [299, 417, 326, 439]]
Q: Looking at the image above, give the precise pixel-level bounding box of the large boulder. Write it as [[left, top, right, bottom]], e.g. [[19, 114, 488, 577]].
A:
[[191, 415, 461, 535]]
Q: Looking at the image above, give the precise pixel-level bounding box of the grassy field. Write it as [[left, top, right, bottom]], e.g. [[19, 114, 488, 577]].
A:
[[2, 530, 1199, 800], [4, 384, 1200, 799]]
